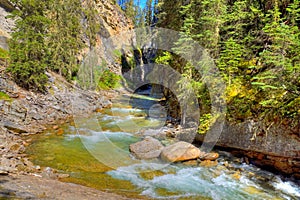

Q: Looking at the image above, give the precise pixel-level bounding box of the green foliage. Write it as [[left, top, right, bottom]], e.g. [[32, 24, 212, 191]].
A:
[[0, 48, 8, 59], [156, 0, 300, 131], [198, 113, 220, 135], [47, 0, 86, 80], [124, 0, 136, 23], [0, 48, 9, 66], [0, 91, 11, 101], [120, 0, 149, 27], [98, 69, 121, 90], [113, 49, 122, 58], [7, 0, 100, 91], [7, 0, 50, 92], [145, 0, 153, 26], [83, 0, 101, 48]]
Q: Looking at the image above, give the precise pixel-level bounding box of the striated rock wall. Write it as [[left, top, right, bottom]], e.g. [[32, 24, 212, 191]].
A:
[[0, 1, 14, 50], [82, 0, 134, 75], [195, 120, 300, 177]]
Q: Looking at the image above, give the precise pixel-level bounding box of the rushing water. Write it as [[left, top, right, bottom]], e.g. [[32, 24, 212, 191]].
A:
[[26, 94, 300, 200]]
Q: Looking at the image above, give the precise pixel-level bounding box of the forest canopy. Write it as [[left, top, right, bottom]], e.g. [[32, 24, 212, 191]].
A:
[[121, 0, 300, 127]]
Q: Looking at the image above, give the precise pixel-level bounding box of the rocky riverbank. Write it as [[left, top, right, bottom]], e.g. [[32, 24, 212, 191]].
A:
[[195, 120, 300, 182], [133, 120, 300, 185], [0, 68, 132, 199], [0, 174, 133, 200], [0, 68, 115, 174]]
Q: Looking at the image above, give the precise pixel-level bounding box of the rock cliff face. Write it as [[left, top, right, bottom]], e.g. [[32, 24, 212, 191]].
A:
[[0, 0, 14, 50], [0, 0, 133, 72], [82, 0, 133, 75], [195, 121, 300, 178], [94, 0, 133, 36]]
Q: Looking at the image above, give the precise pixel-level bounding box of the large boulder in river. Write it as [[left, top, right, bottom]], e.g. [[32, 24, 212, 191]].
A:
[[129, 137, 164, 159], [160, 141, 201, 162]]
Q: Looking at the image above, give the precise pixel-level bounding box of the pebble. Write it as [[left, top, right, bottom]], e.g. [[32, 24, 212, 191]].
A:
[[182, 160, 198, 166], [232, 171, 241, 180], [57, 174, 70, 179], [199, 160, 218, 167], [202, 153, 219, 161], [0, 170, 8, 175], [56, 129, 64, 136]]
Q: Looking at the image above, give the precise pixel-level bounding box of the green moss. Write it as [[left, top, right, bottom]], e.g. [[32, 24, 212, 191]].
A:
[[139, 170, 165, 180], [0, 91, 11, 101], [0, 48, 9, 67], [0, 48, 8, 59]]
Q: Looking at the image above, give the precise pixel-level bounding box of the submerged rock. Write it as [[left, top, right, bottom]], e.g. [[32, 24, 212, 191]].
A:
[[182, 160, 198, 166], [199, 160, 218, 167], [56, 128, 64, 136], [160, 141, 200, 162], [200, 152, 219, 161], [129, 136, 164, 159]]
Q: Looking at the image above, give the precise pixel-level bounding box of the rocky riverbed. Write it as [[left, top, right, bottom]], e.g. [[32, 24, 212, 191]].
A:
[[0, 68, 131, 199]]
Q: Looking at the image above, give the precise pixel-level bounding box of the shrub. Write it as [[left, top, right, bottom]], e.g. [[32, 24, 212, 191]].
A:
[[97, 69, 121, 90]]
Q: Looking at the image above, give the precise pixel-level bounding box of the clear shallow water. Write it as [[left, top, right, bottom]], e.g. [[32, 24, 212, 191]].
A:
[[26, 94, 300, 200]]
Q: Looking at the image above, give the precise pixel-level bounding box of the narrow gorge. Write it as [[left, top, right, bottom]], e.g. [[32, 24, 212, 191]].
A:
[[0, 0, 299, 199]]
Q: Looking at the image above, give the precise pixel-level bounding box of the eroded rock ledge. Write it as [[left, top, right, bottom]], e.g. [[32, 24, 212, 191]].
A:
[[195, 120, 300, 178]]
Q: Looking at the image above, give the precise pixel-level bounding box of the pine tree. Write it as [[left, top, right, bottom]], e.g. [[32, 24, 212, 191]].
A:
[[156, 0, 185, 30], [136, 7, 146, 27], [172, 2, 196, 126], [250, 0, 300, 119], [145, 0, 153, 26], [195, 0, 226, 58], [83, 0, 100, 48], [124, 0, 135, 22], [8, 0, 50, 92], [47, 0, 85, 80]]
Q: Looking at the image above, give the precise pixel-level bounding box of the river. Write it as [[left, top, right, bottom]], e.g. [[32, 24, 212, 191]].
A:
[[26, 93, 300, 199]]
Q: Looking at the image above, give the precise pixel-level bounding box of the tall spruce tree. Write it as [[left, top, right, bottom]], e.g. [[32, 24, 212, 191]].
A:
[[257, 0, 300, 119], [8, 0, 50, 91], [124, 0, 135, 22], [47, 0, 85, 80], [145, 0, 153, 26], [83, 0, 100, 48]]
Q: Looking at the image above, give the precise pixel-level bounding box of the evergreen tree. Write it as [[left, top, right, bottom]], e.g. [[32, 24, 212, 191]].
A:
[[124, 0, 135, 22], [8, 0, 50, 92], [156, 0, 185, 30], [257, 0, 300, 119], [145, 0, 153, 26], [136, 7, 146, 27], [83, 0, 100, 48], [172, 2, 197, 125], [47, 0, 85, 80], [195, 0, 226, 58]]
